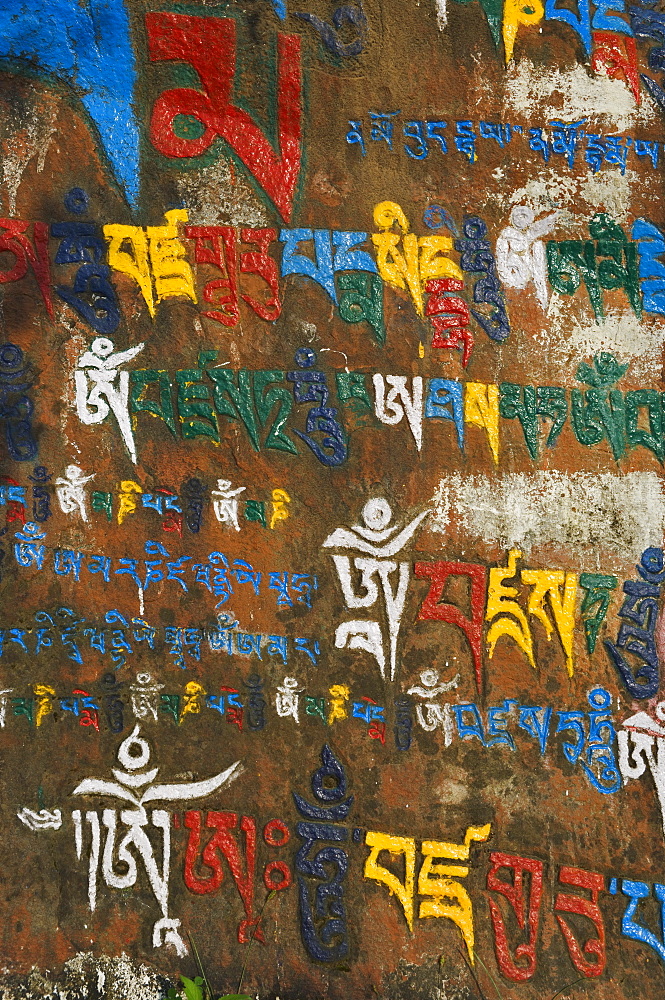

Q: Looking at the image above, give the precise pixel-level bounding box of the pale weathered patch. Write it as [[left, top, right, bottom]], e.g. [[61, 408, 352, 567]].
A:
[[578, 171, 638, 224], [504, 60, 656, 132], [0, 952, 170, 1000], [535, 303, 663, 385], [176, 157, 269, 228], [484, 169, 637, 227], [1, 93, 59, 215], [431, 470, 665, 565]]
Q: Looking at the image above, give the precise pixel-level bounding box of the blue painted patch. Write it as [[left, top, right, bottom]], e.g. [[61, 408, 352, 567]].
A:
[[0, 0, 139, 209]]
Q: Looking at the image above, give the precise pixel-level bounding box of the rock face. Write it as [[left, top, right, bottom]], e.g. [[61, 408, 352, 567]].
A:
[[0, 1, 663, 998]]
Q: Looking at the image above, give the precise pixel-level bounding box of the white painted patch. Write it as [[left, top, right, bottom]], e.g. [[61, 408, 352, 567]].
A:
[[75, 338, 144, 465], [430, 471, 665, 566], [435, 0, 447, 29], [504, 60, 656, 132], [536, 304, 663, 385], [16, 807, 62, 831], [324, 499, 430, 681], [496, 205, 559, 309]]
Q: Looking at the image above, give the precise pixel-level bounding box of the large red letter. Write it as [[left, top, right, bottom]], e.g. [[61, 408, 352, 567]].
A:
[[184, 810, 225, 893], [554, 866, 606, 977], [414, 560, 487, 694], [147, 14, 302, 223], [486, 851, 543, 981], [184, 810, 263, 943], [425, 278, 473, 367], [186, 225, 239, 326], [0, 219, 52, 318]]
